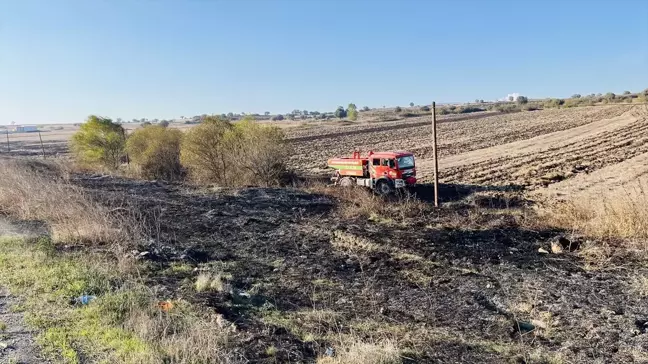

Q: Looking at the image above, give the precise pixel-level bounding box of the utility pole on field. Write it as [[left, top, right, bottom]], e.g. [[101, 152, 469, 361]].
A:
[[5, 130, 9, 153], [38, 131, 46, 159], [432, 101, 439, 207]]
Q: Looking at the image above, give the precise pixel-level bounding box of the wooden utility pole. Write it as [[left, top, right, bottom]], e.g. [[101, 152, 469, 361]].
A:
[[432, 101, 439, 207], [5, 130, 9, 153], [38, 131, 46, 159]]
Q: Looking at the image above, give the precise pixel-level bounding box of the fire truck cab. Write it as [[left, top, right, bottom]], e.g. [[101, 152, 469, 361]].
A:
[[327, 150, 417, 195]]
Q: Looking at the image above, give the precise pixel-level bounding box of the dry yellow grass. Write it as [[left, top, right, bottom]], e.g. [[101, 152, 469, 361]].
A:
[[125, 304, 241, 364], [0, 160, 134, 245], [302, 181, 429, 221], [331, 230, 383, 254], [544, 180, 648, 239], [195, 272, 230, 293], [0, 160, 134, 246], [316, 338, 401, 364], [631, 275, 648, 297]]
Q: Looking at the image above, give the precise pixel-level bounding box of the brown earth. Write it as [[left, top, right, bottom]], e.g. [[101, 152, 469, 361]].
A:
[[287, 105, 634, 176], [427, 105, 648, 189]]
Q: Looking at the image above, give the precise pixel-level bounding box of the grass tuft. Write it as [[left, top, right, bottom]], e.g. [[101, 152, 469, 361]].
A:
[[316, 338, 401, 364], [195, 272, 229, 293]]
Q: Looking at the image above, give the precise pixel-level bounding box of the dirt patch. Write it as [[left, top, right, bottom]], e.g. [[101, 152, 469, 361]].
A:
[[0, 219, 50, 364], [0, 288, 50, 364], [535, 151, 648, 201]]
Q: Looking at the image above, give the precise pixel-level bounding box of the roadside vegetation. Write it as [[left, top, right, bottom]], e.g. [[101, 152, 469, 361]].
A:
[[71, 115, 126, 171], [70, 114, 289, 187], [0, 160, 131, 244], [181, 116, 289, 187], [126, 125, 183, 180], [0, 161, 244, 363]]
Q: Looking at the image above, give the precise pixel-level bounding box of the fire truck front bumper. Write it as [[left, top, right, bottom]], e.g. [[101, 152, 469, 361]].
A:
[[405, 177, 417, 186], [395, 177, 417, 188]]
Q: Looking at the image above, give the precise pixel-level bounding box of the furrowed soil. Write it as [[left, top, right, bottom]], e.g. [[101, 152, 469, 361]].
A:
[[426, 105, 648, 189], [287, 105, 634, 175]]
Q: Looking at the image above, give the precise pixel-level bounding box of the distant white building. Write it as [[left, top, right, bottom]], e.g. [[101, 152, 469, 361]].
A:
[[12, 125, 38, 133], [505, 93, 520, 101]]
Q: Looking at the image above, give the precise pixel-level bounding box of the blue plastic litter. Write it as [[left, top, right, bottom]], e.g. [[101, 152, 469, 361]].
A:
[[79, 295, 96, 305]]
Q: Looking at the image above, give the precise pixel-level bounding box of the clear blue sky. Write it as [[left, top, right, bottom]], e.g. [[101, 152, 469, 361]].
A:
[[1, 0, 647, 124]]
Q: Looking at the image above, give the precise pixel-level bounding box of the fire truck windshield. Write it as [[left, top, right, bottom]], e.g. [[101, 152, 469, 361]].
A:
[[397, 156, 415, 169]]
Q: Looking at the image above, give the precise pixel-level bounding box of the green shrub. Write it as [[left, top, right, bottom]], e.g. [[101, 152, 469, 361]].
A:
[[347, 104, 358, 121], [394, 106, 402, 113], [457, 107, 483, 114], [516, 96, 529, 104], [544, 98, 564, 108], [126, 126, 183, 180], [495, 104, 521, 113], [334, 106, 347, 119], [71, 115, 126, 170], [181, 116, 234, 185], [181, 116, 289, 187]]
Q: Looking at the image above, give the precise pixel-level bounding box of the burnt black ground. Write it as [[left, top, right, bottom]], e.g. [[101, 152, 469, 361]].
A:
[[74, 175, 648, 363]]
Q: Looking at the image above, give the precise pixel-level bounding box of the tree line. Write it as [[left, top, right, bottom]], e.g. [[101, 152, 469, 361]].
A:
[[71, 115, 288, 186]]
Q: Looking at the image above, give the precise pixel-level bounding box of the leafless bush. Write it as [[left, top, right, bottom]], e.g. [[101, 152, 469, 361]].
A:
[[0, 159, 134, 246]]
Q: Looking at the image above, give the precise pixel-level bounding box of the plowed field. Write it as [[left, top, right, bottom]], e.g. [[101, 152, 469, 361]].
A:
[[289, 104, 648, 194]]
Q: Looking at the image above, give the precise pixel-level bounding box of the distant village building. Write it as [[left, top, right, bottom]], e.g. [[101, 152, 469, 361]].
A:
[[506, 93, 520, 101], [12, 125, 38, 133]]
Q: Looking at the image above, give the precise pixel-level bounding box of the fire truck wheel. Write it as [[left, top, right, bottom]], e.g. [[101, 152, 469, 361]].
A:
[[339, 177, 354, 187], [376, 180, 393, 195]]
